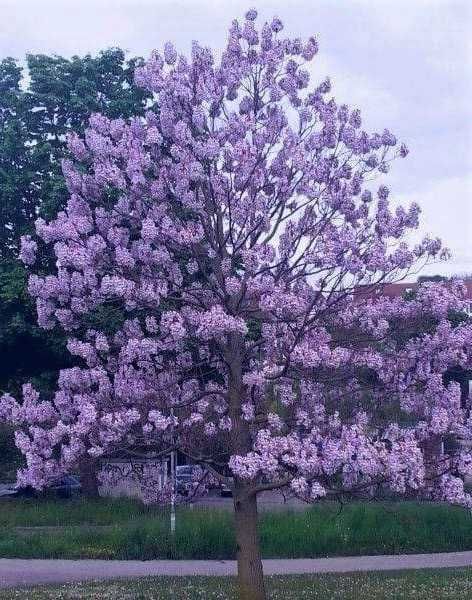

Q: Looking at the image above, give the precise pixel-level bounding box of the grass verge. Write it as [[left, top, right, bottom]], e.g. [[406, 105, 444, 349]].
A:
[[0, 498, 471, 560], [1, 569, 472, 599]]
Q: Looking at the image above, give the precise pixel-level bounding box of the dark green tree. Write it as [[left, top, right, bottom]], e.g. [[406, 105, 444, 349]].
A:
[[0, 49, 151, 485], [1, 48, 151, 257]]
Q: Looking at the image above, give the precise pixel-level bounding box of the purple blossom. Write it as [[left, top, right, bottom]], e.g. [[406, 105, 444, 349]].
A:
[[245, 8, 258, 21], [271, 17, 283, 33], [164, 42, 177, 65], [19, 235, 38, 265]]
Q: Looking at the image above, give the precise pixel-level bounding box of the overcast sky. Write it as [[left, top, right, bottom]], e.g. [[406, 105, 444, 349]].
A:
[[2, 0, 471, 277]]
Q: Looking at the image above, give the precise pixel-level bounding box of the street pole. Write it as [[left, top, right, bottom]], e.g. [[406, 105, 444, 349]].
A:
[[170, 406, 176, 536], [170, 448, 176, 535]]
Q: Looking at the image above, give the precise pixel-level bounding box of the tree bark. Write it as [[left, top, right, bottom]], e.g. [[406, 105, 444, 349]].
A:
[[233, 485, 266, 600], [78, 457, 100, 498], [225, 332, 266, 599]]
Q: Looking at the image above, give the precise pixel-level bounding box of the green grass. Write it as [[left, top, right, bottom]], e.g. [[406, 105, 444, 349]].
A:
[[0, 497, 159, 528], [0, 498, 472, 560], [1, 569, 472, 599]]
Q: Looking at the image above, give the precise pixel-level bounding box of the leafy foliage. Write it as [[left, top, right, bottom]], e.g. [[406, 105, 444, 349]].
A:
[[0, 48, 151, 395]]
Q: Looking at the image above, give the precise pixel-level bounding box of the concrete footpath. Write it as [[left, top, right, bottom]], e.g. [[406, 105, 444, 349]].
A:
[[1, 552, 472, 588]]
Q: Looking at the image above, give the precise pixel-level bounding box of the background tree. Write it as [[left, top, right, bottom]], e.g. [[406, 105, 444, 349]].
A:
[[2, 12, 472, 600], [1, 48, 151, 255], [0, 48, 151, 393], [0, 48, 151, 490]]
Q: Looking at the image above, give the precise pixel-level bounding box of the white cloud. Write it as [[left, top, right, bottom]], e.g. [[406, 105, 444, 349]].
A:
[[310, 54, 401, 131], [395, 175, 472, 276]]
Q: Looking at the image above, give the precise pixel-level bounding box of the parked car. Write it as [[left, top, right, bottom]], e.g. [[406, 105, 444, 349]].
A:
[[221, 477, 234, 497], [13, 475, 82, 499], [0, 483, 17, 498], [175, 465, 195, 496]]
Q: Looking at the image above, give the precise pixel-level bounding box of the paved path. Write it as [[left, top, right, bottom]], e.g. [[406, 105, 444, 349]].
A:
[[1, 552, 472, 588]]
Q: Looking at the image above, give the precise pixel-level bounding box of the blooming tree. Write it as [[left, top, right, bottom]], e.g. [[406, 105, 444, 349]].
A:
[[2, 11, 472, 600]]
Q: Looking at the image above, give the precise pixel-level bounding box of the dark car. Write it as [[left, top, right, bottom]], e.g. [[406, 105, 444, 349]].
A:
[[220, 477, 234, 497], [14, 475, 82, 499], [175, 465, 195, 495]]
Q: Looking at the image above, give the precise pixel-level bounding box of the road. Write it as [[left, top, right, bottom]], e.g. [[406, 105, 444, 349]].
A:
[[192, 490, 307, 511], [1, 552, 472, 588], [0, 486, 308, 508]]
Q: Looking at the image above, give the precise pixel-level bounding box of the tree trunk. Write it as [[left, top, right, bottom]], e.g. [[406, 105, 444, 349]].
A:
[[78, 457, 100, 498], [225, 332, 266, 599], [233, 486, 266, 600], [423, 435, 443, 487]]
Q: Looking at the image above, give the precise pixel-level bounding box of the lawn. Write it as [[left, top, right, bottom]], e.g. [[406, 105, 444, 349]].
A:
[[1, 498, 472, 560], [1, 569, 472, 599]]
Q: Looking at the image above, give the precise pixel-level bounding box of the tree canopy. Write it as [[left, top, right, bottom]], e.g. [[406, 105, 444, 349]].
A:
[[0, 48, 151, 395]]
